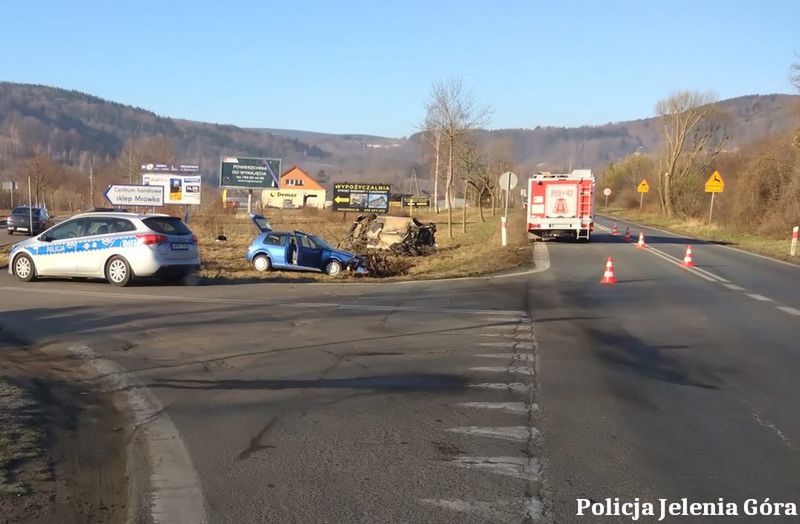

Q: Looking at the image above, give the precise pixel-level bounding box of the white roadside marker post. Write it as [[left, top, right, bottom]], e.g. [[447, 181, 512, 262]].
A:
[[791, 226, 799, 256]]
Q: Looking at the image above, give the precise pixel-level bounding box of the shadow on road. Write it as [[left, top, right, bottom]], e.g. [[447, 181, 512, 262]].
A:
[[149, 373, 468, 393]]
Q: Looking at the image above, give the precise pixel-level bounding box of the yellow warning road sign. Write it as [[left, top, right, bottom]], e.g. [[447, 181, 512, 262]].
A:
[[637, 179, 650, 193], [705, 170, 725, 193]]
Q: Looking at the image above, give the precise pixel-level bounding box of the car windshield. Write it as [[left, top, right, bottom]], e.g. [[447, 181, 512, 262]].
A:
[[143, 217, 192, 235], [309, 235, 332, 250]]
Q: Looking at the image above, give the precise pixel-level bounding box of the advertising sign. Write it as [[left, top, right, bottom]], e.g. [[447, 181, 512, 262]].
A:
[[401, 196, 431, 208], [333, 183, 391, 213], [142, 173, 202, 205], [220, 157, 281, 189]]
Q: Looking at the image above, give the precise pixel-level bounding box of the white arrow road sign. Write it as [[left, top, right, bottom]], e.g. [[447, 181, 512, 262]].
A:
[[104, 185, 164, 206]]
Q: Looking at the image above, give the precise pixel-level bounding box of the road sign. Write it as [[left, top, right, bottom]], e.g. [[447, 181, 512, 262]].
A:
[[104, 184, 164, 207], [705, 170, 725, 193], [219, 156, 281, 189], [333, 183, 391, 213], [401, 196, 431, 208], [142, 173, 202, 205], [603, 188, 612, 196], [499, 171, 518, 191], [637, 180, 650, 193]]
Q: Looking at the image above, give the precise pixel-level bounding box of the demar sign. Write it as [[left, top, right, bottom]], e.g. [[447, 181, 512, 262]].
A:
[[333, 183, 391, 213]]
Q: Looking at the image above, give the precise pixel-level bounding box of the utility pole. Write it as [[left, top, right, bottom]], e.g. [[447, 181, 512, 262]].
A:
[[89, 158, 95, 208]]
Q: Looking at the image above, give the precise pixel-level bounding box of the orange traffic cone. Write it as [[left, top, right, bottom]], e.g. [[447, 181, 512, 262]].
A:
[[623, 227, 631, 241], [682, 245, 694, 267], [612, 223, 619, 236], [600, 257, 617, 284], [636, 232, 647, 249]]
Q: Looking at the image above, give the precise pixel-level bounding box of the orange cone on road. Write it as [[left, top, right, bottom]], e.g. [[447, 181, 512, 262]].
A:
[[636, 232, 647, 249], [600, 257, 617, 284], [682, 245, 694, 267], [623, 227, 631, 241], [612, 223, 619, 236]]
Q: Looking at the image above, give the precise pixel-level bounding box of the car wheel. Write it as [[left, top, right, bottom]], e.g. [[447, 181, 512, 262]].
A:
[[7, 230, 12, 236], [105, 256, 132, 287], [253, 254, 271, 272], [13, 254, 36, 282], [324, 259, 343, 276]]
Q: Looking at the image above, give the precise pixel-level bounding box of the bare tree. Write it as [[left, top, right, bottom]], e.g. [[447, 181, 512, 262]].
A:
[[459, 137, 491, 223], [656, 91, 731, 217], [421, 114, 443, 213], [425, 78, 492, 238]]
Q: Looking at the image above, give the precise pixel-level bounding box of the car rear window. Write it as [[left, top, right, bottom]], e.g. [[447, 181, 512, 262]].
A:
[[12, 206, 35, 214], [143, 217, 192, 235]]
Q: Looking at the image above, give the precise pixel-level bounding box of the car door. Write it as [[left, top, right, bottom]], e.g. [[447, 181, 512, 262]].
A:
[[74, 216, 120, 275], [296, 233, 322, 270], [34, 218, 88, 276]]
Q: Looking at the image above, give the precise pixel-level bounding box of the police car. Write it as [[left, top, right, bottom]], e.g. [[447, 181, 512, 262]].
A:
[[8, 211, 200, 286]]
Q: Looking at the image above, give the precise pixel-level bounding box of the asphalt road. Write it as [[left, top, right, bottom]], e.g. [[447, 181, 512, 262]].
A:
[[1, 217, 799, 523]]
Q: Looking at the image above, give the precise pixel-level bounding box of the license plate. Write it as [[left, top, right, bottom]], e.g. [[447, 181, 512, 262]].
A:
[[170, 243, 189, 251], [17, 227, 28, 232]]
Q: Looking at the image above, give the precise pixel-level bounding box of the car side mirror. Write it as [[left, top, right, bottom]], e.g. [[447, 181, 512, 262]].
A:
[[40, 234, 52, 242]]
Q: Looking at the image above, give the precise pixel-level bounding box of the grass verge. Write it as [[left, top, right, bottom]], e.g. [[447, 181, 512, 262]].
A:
[[603, 208, 800, 265], [195, 208, 532, 282]]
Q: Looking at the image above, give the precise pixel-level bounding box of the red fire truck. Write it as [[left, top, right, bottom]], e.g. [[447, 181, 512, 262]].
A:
[[526, 170, 595, 241]]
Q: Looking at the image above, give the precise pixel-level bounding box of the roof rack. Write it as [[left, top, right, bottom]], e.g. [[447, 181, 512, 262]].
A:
[[85, 207, 130, 213]]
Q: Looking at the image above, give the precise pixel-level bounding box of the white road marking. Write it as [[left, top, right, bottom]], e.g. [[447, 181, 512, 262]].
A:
[[469, 382, 531, 393], [526, 497, 545, 521], [470, 366, 535, 376], [776, 306, 800, 316], [447, 426, 536, 442], [746, 293, 773, 302], [456, 402, 533, 415], [419, 498, 543, 521], [475, 353, 534, 361], [67, 345, 207, 524], [724, 283, 746, 291], [448, 456, 540, 480], [477, 341, 534, 349]]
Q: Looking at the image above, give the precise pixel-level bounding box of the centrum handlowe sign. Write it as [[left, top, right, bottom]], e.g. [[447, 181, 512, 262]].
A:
[[220, 156, 281, 189], [333, 183, 391, 213]]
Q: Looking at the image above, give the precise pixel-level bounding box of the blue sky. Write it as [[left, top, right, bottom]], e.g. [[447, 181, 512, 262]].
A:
[[1, 0, 797, 137]]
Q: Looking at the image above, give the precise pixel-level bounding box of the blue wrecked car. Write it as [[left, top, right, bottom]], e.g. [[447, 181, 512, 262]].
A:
[[246, 214, 366, 276]]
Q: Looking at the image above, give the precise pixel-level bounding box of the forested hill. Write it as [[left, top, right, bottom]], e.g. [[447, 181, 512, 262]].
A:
[[1, 82, 797, 186]]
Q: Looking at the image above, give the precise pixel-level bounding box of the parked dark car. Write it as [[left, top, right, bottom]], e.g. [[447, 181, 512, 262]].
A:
[[7, 206, 54, 235]]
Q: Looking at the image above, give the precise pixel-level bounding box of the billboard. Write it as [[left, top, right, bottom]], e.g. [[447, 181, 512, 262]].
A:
[[220, 157, 281, 189], [333, 183, 391, 213], [142, 173, 202, 205]]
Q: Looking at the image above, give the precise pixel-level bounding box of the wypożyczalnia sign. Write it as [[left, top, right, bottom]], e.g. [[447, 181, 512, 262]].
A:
[[219, 156, 281, 189], [333, 183, 391, 213]]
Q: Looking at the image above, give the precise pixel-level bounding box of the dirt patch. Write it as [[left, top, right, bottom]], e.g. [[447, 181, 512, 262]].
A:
[[0, 330, 127, 523], [194, 208, 533, 282]]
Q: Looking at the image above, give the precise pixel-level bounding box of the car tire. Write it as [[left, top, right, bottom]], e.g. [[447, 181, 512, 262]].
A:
[[7, 230, 12, 236], [105, 256, 133, 287], [13, 254, 36, 282], [324, 259, 343, 276], [253, 254, 271, 272]]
